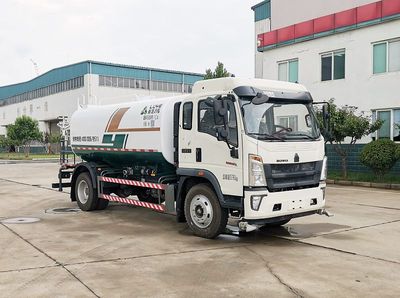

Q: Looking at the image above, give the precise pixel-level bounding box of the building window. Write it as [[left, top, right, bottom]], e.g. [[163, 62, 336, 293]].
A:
[[44, 102, 48, 112], [99, 75, 105, 85], [394, 109, 400, 142], [278, 59, 298, 83], [117, 77, 123, 88], [98, 75, 193, 94], [252, 1, 271, 22], [123, 78, 129, 88], [375, 109, 400, 141], [373, 39, 400, 74], [0, 76, 84, 108], [277, 115, 298, 131], [321, 50, 345, 81], [186, 84, 193, 93]]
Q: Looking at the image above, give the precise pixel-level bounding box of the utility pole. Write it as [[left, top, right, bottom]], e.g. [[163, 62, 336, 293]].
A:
[[30, 59, 40, 76]]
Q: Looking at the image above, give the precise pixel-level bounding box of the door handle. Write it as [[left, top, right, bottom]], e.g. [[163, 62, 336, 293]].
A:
[[196, 148, 202, 162]]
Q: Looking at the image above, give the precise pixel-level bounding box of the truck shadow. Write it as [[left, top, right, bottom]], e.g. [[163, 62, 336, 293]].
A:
[[260, 223, 351, 239], [103, 204, 350, 242], [178, 222, 350, 243]]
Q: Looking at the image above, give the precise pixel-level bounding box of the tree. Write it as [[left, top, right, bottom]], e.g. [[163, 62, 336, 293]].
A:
[[317, 100, 382, 179], [0, 135, 15, 152], [360, 139, 400, 180], [7, 116, 42, 157], [43, 132, 62, 154], [204, 62, 232, 80]]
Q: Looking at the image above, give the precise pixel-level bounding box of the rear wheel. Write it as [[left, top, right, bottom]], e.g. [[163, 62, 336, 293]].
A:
[[75, 172, 108, 211], [184, 184, 228, 239], [96, 198, 109, 210], [137, 189, 159, 204]]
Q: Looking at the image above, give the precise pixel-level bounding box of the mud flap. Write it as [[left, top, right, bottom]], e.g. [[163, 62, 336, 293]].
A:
[[165, 184, 176, 214]]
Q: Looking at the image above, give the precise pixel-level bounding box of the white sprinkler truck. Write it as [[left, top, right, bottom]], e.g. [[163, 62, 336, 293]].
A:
[[56, 78, 331, 238]]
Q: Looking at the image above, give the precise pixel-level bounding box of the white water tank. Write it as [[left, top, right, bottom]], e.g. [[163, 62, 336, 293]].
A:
[[70, 95, 185, 165]]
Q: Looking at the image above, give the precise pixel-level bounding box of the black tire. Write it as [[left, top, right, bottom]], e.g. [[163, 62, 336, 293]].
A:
[[261, 219, 291, 228], [75, 172, 98, 211], [96, 198, 109, 210], [184, 183, 228, 239], [137, 189, 159, 204]]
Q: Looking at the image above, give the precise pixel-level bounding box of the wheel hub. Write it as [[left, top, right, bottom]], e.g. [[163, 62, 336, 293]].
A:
[[77, 180, 89, 204], [190, 194, 213, 228], [195, 205, 204, 217]]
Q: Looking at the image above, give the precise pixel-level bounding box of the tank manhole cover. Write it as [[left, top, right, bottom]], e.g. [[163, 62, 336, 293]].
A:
[[1, 217, 41, 224], [45, 208, 81, 214]]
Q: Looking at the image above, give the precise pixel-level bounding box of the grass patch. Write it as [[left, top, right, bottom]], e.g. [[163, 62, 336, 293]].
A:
[[328, 170, 400, 184], [0, 152, 59, 160]]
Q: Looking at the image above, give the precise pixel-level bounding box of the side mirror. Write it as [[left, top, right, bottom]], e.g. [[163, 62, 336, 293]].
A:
[[305, 114, 312, 127], [313, 101, 331, 139], [213, 99, 228, 125], [252, 92, 269, 105], [216, 127, 228, 141], [322, 104, 330, 134], [230, 147, 239, 159]]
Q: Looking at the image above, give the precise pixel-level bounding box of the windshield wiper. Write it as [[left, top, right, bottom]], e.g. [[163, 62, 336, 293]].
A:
[[248, 133, 285, 141], [286, 133, 317, 140]]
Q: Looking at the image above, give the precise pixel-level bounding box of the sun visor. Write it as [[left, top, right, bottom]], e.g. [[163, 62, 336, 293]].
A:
[[233, 86, 313, 103]]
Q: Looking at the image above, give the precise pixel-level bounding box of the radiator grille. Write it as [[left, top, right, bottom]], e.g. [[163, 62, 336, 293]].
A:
[[264, 161, 322, 191]]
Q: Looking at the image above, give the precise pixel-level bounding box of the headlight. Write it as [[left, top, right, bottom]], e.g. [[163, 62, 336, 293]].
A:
[[249, 154, 267, 186], [320, 156, 328, 181]]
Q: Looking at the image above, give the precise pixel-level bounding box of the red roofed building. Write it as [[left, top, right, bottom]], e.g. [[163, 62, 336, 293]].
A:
[[252, 0, 400, 142]]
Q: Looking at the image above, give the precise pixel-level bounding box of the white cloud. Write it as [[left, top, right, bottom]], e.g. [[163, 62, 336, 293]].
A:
[[0, 0, 261, 85]]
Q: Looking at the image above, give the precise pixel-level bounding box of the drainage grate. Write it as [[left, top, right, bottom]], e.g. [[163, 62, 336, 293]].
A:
[[1, 217, 40, 224], [45, 207, 81, 214]]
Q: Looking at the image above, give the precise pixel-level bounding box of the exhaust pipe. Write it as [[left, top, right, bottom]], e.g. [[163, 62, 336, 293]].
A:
[[318, 208, 333, 217]]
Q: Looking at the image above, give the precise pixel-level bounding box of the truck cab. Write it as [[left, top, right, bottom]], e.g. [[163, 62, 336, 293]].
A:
[[175, 78, 327, 236]]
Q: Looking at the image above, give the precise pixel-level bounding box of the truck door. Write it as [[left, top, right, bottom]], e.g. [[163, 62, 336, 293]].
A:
[[178, 97, 243, 197]]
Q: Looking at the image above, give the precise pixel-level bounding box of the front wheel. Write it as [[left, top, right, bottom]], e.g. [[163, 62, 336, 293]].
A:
[[184, 184, 228, 239]]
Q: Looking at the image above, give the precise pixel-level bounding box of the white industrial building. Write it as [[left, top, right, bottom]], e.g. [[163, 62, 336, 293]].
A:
[[252, 0, 400, 142], [0, 61, 203, 136]]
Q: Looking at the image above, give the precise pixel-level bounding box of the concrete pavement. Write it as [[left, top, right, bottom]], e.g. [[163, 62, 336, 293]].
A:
[[0, 163, 399, 297]]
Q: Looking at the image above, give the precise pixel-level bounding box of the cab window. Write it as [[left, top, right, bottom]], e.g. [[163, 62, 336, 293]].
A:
[[198, 99, 238, 146], [182, 102, 193, 130]]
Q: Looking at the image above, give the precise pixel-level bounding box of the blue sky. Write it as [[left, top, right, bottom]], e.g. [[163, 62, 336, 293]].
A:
[[0, 0, 260, 86]]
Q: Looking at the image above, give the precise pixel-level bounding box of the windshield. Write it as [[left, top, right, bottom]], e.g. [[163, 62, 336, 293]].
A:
[[240, 99, 320, 141]]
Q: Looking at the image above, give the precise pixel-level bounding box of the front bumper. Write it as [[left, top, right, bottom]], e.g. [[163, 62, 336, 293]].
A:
[[243, 183, 326, 220]]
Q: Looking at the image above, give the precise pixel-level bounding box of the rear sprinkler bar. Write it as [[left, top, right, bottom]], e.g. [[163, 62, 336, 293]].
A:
[[97, 176, 167, 212]]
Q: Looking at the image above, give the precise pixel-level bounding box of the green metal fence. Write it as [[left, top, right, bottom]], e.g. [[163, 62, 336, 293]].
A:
[[326, 144, 400, 174]]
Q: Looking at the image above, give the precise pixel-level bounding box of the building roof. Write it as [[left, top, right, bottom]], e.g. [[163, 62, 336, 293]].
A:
[[0, 60, 204, 101], [251, 0, 270, 11]]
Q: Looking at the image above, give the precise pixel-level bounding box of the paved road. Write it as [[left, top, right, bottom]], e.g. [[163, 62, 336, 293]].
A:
[[0, 163, 399, 297]]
